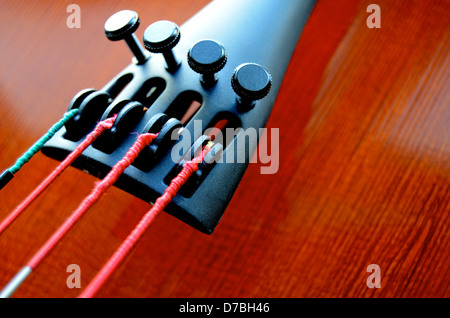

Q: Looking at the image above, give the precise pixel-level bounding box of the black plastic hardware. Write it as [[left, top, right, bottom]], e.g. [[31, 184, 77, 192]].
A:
[[231, 63, 272, 110], [93, 101, 146, 154], [132, 118, 183, 172], [143, 20, 181, 72], [105, 10, 148, 64], [187, 40, 227, 87], [165, 138, 224, 198], [64, 91, 111, 141], [41, 0, 317, 234]]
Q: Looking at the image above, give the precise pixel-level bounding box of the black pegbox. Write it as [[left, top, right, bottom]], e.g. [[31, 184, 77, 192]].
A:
[[41, 0, 316, 234]]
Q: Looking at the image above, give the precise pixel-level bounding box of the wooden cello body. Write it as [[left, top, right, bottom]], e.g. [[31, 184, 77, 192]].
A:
[[0, 0, 448, 297]]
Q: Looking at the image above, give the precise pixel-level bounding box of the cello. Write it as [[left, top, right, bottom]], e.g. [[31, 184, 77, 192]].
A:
[[0, 0, 448, 298]]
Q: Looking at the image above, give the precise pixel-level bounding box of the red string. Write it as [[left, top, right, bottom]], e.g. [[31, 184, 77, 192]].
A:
[[78, 146, 211, 298], [26, 132, 158, 270], [0, 116, 117, 235]]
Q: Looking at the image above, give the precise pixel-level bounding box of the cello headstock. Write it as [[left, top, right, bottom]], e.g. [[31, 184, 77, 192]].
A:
[[42, 0, 315, 234]]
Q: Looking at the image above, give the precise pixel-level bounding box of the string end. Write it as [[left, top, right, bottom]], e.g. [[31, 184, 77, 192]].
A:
[[0, 266, 32, 298], [0, 170, 14, 190]]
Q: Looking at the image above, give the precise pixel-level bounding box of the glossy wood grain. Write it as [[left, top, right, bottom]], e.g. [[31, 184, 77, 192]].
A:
[[0, 0, 448, 297]]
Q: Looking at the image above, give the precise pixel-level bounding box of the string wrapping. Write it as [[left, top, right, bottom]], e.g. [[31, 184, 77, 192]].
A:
[[10, 109, 78, 175], [26, 132, 158, 269], [0, 115, 116, 235], [79, 146, 211, 298]]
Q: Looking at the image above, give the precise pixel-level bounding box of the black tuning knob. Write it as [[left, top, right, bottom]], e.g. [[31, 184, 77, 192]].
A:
[[187, 40, 227, 87], [231, 63, 272, 109], [143, 20, 181, 72], [104, 10, 148, 64]]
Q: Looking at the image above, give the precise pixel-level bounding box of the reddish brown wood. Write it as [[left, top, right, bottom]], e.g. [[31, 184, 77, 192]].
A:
[[0, 0, 448, 297]]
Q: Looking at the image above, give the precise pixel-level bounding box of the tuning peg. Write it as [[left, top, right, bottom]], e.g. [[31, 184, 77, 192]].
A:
[[143, 20, 181, 72], [231, 63, 272, 109], [104, 10, 148, 64], [187, 40, 227, 87]]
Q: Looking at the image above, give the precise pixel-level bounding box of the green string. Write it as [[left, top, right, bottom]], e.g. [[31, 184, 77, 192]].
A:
[[9, 109, 78, 174]]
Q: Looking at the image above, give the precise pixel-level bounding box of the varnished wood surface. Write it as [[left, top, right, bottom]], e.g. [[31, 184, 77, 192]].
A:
[[0, 0, 448, 297]]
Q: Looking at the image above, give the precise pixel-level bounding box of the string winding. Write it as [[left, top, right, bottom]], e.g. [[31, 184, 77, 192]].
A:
[[10, 109, 78, 175], [27, 133, 158, 269], [0, 109, 79, 190], [78, 146, 211, 298], [0, 115, 117, 235], [0, 132, 157, 298]]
